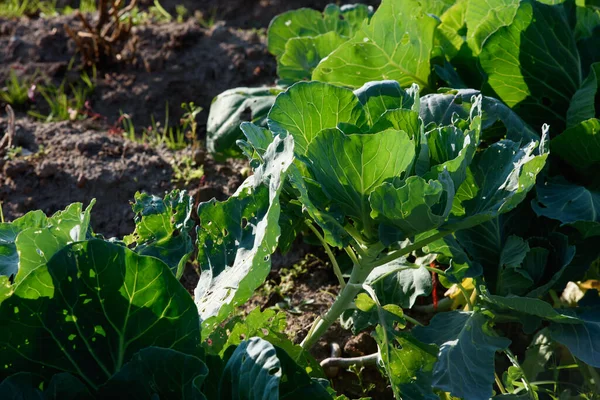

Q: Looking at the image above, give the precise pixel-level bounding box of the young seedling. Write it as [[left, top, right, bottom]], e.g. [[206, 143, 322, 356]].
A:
[[0, 69, 35, 109], [27, 72, 95, 122]]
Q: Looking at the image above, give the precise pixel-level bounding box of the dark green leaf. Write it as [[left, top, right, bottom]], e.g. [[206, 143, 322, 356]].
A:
[[374, 328, 438, 400], [532, 177, 600, 238], [479, 0, 581, 131], [276, 347, 332, 399], [521, 329, 557, 381], [413, 311, 511, 400], [0, 373, 45, 400], [480, 287, 581, 323], [206, 87, 279, 158], [423, 233, 483, 285], [567, 63, 600, 127], [548, 310, 600, 367], [219, 337, 280, 400], [99, 347, 207, 400], [420, 89, 539, 143], [446, 134, 548, 231], [551, 118, 600, 173]]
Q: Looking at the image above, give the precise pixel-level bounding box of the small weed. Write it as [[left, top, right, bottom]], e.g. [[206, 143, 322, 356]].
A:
[[148, 104, 186, 150], [116, 111, 136, 138], [195, 8, 217, 28], [171, 155, 204, 185], [121, 102, 202, 150], [262, 254, 320, 300], [28, 70, 95, 122], [78, 0, 97, 14], [0, 0, 76, 18], [150, 0, 173, 22], [0, 0, 30, 18], [348, 365, 377, 396], [119, 0, 183, 26], [272, 297, 315, 315], [181, 102, 203, 145], [0, 69, 35, 109], [248, 27, 267, 40], [0, 0, 48, 18], [4, 146, 23, 160], [175, 5, 188, 23]]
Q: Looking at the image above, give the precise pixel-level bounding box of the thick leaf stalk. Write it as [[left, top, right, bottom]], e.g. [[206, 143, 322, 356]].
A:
[[301, 231, 451, 349]]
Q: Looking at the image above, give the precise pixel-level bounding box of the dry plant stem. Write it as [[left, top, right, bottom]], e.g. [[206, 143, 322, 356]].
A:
[[0, 105, 16, 151], [323, 342, 342, 377], [66, 0, 137, 65], [321, 352, 379, 370]]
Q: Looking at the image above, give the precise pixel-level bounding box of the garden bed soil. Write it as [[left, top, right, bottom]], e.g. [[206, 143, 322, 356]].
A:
[[0, 1, 390, 398]]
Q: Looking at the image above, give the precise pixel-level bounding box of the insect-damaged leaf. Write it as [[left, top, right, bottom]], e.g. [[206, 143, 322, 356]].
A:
[[12, 202, 94, 284], [0, 210, 47, 278], [445, 131, 548, 231], [195, 135, 294, 335], [207, 87, 279, 158], [124, 190, 194, 278], [374, 328, 438, 400]]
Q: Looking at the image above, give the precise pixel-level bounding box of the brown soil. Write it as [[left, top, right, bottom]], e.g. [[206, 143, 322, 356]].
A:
[[0, 1, 388, 398], [0, 117, 245, 237], [243, 250, 394, 399]]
